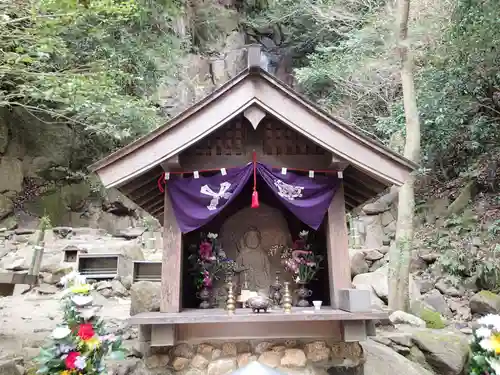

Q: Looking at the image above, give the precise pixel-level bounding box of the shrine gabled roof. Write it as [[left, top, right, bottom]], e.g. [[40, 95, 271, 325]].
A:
[[89, 65, 416, 218]]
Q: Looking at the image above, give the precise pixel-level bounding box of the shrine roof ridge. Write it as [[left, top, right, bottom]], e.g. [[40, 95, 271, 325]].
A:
[[89, 67, 417, 176]]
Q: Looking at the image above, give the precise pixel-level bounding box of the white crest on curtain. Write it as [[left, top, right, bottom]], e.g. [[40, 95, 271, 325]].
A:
[[274, 179, 304, 201], [200, 182, 232, 210]]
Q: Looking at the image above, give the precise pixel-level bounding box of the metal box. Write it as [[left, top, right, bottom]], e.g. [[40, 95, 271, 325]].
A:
[[133, 261, 161, 283], [77, 253, 128, 280]]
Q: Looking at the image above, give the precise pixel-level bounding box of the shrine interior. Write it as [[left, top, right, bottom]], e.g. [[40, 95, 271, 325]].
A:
[[181, 173, 331, 309]]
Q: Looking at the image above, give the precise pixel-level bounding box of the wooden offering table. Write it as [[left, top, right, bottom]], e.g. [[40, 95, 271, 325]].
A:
[[130, 307, 384, 352]]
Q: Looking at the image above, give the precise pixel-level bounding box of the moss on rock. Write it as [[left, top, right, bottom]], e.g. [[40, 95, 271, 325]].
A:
[[420, 308, 445, 329]]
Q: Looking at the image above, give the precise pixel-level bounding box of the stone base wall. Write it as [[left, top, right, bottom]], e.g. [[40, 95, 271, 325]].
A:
[[136, 340, 364, 375]]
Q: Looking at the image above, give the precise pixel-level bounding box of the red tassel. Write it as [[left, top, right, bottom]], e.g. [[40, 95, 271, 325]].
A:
[[251, 190, 259, 208], [251, 150, 259, 208]]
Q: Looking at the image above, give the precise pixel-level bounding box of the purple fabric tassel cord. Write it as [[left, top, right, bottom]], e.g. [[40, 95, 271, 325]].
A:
[[166, 163, 340, 233]]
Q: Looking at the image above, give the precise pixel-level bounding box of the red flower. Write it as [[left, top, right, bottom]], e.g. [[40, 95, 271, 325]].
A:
[[199, 241, 213, 260], [65, 351, 80, 369], [77, 323, 95, 341]]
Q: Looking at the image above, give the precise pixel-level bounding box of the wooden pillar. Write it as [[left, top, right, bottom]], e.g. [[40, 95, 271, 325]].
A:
[[160, 188, 183, 312], [326, 181, 351, 308]]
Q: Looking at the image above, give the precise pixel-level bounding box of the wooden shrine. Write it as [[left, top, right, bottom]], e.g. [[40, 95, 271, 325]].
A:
[[90, 45, 416, 353]]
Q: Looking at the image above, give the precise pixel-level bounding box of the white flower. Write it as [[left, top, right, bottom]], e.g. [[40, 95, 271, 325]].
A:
[[100, 334, 117, 343], [59, 344, 75, 354], [299, 230, 309, 238], [479, 338, 495, 352], [207, 233, 218, 239], [52, 326, 71, 340], [295, 276, 301, 283], [71, 294, 93, 307], [477, 314, 500, 330], [487, 357, 500, 374], [60, 271, 87, 288], [75, 356, 87, 370], [476, 327, 492, 338]]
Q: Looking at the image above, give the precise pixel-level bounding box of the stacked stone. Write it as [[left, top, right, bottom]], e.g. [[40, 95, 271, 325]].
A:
[[141, 341, 363, 375]]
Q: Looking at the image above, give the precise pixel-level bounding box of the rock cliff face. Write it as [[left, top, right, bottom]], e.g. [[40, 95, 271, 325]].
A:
[[0, 107, 158, 233]]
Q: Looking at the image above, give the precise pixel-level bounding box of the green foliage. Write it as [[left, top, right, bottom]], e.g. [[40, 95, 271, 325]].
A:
[[424, 211, 500, 290], [1, 0, 187, 142], [257, 0, 500, 185], [420, 308, 445, 329], [243, 0, 385, 66]]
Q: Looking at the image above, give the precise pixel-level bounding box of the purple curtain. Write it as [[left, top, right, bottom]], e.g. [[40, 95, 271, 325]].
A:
[[166, 163, 340, 233], [256, 163, 340, 230], [166, 164, 253, 233]]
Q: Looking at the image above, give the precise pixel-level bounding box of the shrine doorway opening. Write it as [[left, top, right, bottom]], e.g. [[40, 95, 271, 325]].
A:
[[181, 173, 331, 309]]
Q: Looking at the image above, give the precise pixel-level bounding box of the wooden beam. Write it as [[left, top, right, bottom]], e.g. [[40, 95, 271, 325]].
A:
[[326, 181, 351, 308], [161, 188, 183, 313], [120, 168, 161, 195], [136, 190, 164, 209], [144, 198, 164, 213]]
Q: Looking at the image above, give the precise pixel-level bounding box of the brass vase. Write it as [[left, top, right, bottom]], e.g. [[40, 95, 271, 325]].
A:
[[197, 286, 212, 309], [294, 281, 312, 307]]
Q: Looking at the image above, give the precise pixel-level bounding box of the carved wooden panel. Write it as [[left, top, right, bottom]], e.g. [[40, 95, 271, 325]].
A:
[[260, 119, 326, 156], [182, 118, 247, 157]]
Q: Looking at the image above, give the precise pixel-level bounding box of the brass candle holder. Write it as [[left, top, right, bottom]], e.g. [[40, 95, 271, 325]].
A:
[[226, 280, 236, 315], [282, 281, 292, 314]]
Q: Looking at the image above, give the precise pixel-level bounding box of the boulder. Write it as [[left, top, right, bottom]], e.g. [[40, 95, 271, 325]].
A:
[[415, 279, 434, 294], [421, 289, 453, 317], [362, 202, 389, 215], [411, 329, 469, 375], [389, 311, 426, 328], [470, 290, 500, 314], [362, 340, 433, 375], [207, 358, 237, 375], [360, 216, 385, 248], [352, 265, 420, 303], [130, 281, 161, 315], [0, 112, 9, 153], [0, 194, 14, 220], [0, 360, 22, 375], [435, 279, 463, 297], [350, 251, 369, 277], [364, 250, 384, 262], [111, 279, 128, 297], [0, 157, 23, 193]]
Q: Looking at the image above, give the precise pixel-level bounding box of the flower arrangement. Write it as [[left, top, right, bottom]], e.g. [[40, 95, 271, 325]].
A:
[[35, 271, 126, 375], [188, 232, 236, 290], [269, 230, 323, 284], [470, 314, 500, 375]]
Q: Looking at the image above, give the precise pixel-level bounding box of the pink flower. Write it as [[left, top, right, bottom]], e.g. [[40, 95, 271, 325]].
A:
[[283, 258, 299, 273], [202, 271, 212, 288], [199, 241, 213, 260]]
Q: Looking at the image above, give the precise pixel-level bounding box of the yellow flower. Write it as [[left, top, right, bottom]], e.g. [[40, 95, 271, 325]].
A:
[[85, 336, 101, 350], [70, 284, 91, 294], [60, 371, 71, 375], [491, 334, 500, 354], [480, 333, 500, 354]]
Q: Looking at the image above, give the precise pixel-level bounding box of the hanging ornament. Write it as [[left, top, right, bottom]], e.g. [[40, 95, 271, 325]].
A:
[[251, 151, 259, 209]]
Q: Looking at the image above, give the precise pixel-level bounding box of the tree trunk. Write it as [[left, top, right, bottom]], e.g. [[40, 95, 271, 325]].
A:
[[388, 0, 421, 312]]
